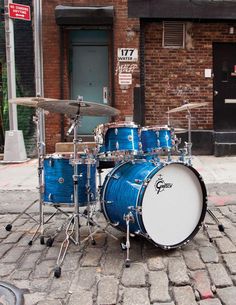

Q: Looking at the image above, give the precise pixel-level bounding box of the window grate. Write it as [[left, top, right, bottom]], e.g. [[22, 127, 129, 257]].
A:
[[163, 21, 185, 48]]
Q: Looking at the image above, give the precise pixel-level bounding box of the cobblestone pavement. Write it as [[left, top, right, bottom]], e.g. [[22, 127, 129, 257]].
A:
[[0, 157, 236, 305]]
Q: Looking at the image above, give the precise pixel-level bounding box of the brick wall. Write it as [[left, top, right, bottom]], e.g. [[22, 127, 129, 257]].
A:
[[144, 21, 236, 130], [42, 0, 140, 153]]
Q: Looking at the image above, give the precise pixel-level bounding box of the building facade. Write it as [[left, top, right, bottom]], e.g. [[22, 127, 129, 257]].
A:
[[41, 0, 236, 156], [3, 0, 235, 156]]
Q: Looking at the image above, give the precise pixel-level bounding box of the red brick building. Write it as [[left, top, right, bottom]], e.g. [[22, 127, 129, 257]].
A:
[[41, 0, 236, 156]]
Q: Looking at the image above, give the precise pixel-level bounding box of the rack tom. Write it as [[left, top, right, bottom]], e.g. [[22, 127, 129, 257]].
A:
[[95, 122, 139, 156]]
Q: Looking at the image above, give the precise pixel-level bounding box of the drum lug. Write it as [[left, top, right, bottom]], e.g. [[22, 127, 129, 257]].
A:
[[134, 179, 142, 184], [123, 212, 135, 223], [128, 206, 142, 215], [111, 173, 120, 180], [48, 193, 53, 201], [49, 158, 54, 167], [105, 200, 113, 205], [143, 178, 151, 186]]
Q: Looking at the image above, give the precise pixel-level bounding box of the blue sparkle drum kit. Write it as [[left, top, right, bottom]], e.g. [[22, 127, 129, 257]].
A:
[[9, 97, 209, 274]]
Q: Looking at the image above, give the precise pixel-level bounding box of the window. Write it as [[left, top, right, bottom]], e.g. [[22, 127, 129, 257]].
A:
[[163, 21, 185, 48]]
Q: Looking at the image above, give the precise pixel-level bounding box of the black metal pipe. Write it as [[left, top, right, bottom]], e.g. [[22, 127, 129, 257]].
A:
[[60, 26, 65, 142]]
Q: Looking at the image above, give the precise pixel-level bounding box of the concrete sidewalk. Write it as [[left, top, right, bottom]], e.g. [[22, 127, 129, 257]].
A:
[[1, 155, 236, 191], [0, 155, 236, 305]]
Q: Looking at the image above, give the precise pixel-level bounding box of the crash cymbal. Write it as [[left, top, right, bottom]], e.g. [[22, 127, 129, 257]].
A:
[[37, 100, 120, 117], [167, 102, 208, 113], [174, 127, 187, 134], [9, 97, 58, 107]]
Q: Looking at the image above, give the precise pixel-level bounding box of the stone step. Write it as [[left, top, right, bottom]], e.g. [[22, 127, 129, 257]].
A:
[[214, 142, 236, 157]]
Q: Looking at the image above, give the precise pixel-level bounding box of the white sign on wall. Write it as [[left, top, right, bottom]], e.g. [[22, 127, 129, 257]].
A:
[[118, 48, 138, 62], [119, 73, 132, 85]]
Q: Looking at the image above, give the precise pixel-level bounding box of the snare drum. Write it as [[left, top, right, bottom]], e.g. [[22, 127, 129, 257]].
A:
[[44, 154, 96, 206], [95, 122, 139, 155], [102, 160, 207, 249]]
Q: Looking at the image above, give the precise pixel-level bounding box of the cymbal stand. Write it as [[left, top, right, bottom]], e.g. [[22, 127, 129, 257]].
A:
[[185, 108, 193, 166], [54, 113, 81, 278], [184, 108, 224, 236], [5, 105, 45, 245]]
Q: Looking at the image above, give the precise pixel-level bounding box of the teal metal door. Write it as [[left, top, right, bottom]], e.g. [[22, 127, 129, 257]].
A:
[[71, 31, 109, 135]]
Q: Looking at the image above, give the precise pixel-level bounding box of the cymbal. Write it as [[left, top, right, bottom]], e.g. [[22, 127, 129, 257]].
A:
[[9, 97, 58, 107], [37, 100, 120, 117], [167, 102, 208, 113], [174, 127, 187, 134]]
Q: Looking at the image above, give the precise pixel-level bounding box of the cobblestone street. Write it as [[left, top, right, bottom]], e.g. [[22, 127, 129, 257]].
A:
[[0, 157, 236, 305]]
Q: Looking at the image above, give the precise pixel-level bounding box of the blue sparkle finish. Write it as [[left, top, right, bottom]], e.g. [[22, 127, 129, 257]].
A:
[[44, 157, 96, 206], [158, 128, 172, 149], [141, 128, 159, 152], [102, 159, 163, 234], [104, 126, 139, 153]]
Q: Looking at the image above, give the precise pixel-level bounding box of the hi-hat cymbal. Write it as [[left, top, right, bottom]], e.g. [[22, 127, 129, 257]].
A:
[[167, 102, 208, 113], [37, 100, 120, 117], [9, 97, 58, 107]]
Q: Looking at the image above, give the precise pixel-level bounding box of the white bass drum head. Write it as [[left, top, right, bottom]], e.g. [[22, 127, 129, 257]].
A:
[[142, 163, 206, 248]]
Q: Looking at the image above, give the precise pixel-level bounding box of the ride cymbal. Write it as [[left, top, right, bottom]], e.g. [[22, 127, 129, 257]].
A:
[[9, 97, 58, 107], [37, 100, 120, 117], [167, 102, 208, 113]]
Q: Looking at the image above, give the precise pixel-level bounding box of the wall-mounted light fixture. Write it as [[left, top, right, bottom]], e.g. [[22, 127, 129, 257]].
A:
[[229, 26, 234, 34]]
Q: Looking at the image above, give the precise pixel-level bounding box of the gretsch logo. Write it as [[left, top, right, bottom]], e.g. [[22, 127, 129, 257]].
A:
[[155, 175, 173, 194]]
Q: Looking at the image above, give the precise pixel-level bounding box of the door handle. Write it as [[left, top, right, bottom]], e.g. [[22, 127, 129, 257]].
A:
[[214, 90, 218, 96], [103, 87, 108, 104]]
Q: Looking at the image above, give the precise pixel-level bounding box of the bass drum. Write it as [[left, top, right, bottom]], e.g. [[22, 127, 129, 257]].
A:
[[102, 160, 207, 249]]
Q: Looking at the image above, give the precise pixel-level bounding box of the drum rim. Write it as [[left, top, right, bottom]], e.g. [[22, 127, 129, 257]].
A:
[[141, 125, 171, 131], [137, 161, 207, 249], [103, 121, 139, 129]]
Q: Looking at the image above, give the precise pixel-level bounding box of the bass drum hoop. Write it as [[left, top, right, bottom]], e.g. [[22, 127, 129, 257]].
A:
[[137, 162, 207, 249]]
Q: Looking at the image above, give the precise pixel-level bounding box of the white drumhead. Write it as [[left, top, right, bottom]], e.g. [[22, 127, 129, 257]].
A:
[[142, 163, 205, 247]]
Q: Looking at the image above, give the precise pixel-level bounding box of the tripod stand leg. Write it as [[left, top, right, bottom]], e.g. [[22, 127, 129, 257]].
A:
[[5, 199, 38, 231], [54, 216, 75, 278]]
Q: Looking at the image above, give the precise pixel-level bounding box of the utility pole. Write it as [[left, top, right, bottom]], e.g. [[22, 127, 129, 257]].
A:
[[3, 0, 27, 162]]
